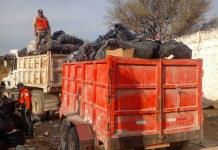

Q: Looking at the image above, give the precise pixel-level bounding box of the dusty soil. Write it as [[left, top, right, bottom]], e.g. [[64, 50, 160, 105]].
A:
[[188, 108, 218, 150], [23, 116, 60, 150], [13, 109, 218, 150]]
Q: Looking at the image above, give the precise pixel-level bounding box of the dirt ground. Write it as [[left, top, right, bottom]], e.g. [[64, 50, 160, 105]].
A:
[[15, 109, 218, 150]]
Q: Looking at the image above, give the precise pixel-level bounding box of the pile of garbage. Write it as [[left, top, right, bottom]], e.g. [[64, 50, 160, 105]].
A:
[[65, 23, 192, 61], [18, 30, 84, 56], [18, 23, 192, 60], [0, 96, 25, 149]]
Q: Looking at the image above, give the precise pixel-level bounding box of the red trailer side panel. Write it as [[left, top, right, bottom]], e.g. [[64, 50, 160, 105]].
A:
[[60, 56, 202, 149]]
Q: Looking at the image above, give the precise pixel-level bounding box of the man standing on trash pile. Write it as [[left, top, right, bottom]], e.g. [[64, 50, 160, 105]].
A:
[[33, 9, 51, 50], [17, 83, 33, 138]]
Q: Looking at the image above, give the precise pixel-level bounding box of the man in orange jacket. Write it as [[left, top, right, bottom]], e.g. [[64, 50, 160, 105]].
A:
[[17, 83, 33, 138], [33, 9, 51, 50]]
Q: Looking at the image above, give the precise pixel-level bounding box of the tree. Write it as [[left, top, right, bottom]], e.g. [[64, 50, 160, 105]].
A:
[[106, 0, 211, 40]]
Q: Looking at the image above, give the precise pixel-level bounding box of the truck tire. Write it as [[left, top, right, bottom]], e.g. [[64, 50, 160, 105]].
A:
[[67, 127, 79, 150], [31, 90, 44, 116], [60, 119, 69, 150]]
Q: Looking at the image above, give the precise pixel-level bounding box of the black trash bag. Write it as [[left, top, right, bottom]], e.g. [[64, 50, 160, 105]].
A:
[[77, 42, 92, 61], [72, 53, 85, 61], [18, 48, 27, 57], [114, 24, 136, 41], [0, 115, 15, 133], [0, 96, 15, 115], [5, 129, 25, 148], [47, 40, 65, 54], [11, 114, 24, 131], [57, 34, 84, 46], [57, 34, 72, 44], [62, 44, 79, 54], [106, 38, 122, 50], [159, 40, 192, 59], [92, 36, 107, 51], [0, 139, 8, 150], [95, 46, 106, 60], [71, 36, 84, 47], [48, 40, 61, 49], [95, 38, 121, 60], [103, 29, 117, 39], [51, 30, 65, 40], [66, 42, 91, 62], [89, 51, 97, 60], [122, 40, 159, 59]]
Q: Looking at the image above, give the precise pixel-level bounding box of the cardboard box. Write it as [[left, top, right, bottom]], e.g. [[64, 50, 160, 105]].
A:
[[106, 48, 134, 58]]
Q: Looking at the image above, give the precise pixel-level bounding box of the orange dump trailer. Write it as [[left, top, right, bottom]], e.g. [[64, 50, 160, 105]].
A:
[[59, 56, 203, 150]]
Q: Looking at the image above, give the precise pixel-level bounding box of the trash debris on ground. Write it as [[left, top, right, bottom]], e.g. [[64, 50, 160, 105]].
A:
[[0, 96, 25, 149], [44, 131, 49, 136]]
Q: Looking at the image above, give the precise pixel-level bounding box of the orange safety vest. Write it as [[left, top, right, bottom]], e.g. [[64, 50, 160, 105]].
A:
[[18, 88, 32, 110], [35, 17, 49, 31]]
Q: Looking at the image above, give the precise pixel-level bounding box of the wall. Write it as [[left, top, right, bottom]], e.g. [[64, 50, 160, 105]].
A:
[[177, 29, 218, 101]]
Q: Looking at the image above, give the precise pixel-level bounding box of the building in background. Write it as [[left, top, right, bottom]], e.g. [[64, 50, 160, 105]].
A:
[[177, 29, 218, 105]]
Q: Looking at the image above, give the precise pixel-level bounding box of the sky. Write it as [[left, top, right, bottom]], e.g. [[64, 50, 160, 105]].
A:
[[0, 0, 218, 55]]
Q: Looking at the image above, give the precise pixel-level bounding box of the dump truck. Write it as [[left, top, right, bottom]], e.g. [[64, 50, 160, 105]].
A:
[[59, 56, 203, 150], [1, 50, 67, 118]]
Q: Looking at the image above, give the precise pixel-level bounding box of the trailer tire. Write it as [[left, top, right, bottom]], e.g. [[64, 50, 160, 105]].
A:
[[67, 127, 79, 150], [60, 119, 69, 150], [31, 90, 44, 116]]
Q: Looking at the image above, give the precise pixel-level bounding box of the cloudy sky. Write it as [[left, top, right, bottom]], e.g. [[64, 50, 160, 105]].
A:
[[0, 0, 218, 55]]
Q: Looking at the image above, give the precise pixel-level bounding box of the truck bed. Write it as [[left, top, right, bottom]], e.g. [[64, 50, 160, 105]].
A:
[[60, 56, 203, 149], [16, 52, 67, 93]]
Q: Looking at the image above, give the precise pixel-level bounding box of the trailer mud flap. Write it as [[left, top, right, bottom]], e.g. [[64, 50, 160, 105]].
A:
[[67, 114, 94, 150]]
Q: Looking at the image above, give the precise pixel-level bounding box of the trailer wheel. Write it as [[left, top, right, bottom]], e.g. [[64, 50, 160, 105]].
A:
[[67, 127, 79, 150], [60, 119, 69, 150]]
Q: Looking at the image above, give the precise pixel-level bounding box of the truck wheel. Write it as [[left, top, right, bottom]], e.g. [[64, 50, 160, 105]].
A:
[[31, 90, 44, 116], [60, 119, 69, 150], [67, 127, 79, 150]]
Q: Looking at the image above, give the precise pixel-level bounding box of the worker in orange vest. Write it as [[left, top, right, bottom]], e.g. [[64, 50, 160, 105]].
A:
[[33, 9, 51, 50], [17, 83, 33, 138]]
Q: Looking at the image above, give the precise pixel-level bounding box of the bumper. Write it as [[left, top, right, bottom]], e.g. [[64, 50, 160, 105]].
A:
[[110, 129, 203, 149]]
